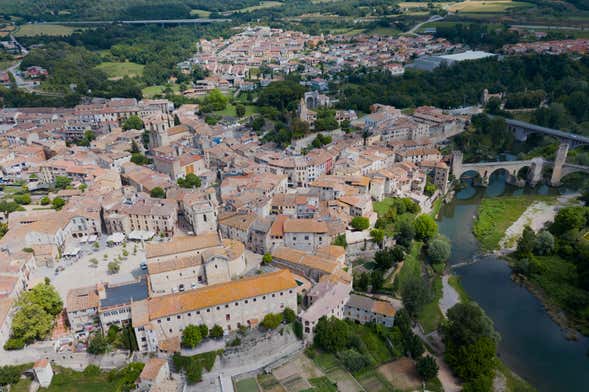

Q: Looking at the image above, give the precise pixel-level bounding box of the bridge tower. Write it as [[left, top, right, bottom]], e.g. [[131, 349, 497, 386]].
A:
[[529, 158, 544, 186], [550, 143, 569, 187], [451, 151, 463, 179]]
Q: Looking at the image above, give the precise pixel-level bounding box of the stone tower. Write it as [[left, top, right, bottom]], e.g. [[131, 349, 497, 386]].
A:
[[550, 142, 569, 187]]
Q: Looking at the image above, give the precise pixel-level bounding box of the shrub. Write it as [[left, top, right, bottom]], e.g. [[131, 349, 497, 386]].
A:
[[3, 338, 25, 351], [198, 324, 209, 338], [210, 324, 224, 339], [87, 333, 110, 354], [283, 307, 296, 323], [339, 349, 370, 372], [350, 216, 370, 231], [262, 313, 283, 330], [182, 325, 203, 349]]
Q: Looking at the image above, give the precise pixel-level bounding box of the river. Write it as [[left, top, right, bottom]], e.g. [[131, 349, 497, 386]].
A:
[[437, 174, 589, 392]]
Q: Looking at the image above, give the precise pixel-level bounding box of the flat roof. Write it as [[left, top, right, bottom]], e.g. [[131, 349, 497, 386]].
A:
[[438, 50, 496, 61], [100, 279, 148, 308]]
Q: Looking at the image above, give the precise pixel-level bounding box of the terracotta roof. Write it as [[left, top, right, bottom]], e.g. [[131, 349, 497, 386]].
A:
[[219, 213, 257, 231], [34, 359, 49, 368], [66, 286, 99, 312], [143, 270, 297, 322], [147, 255, 202, 275], [269, 215, 288, 237], [315, 245, 346, 260], [140, 358, 167, 381], [145, 233, 221, 259], [283, 219, 328, 233], [271, 247, 339, 274]]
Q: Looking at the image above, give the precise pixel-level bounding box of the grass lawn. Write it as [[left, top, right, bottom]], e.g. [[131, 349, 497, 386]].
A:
[[394, 242, 423, 292], [355, 324, 393, 364], [190, 9, 212, 17], [373, 197, 398, 217], [96, 61, 144, 79], [15, 24, 78, 37], [142, 84, 180, 98], [303, 377, 338, 392], [354, 368, 394, 392], [11, 378, 32, 392], [213, 103, 257, 118], [418, 275, 444, 333], [43, 367, 114, 392], [430, 197, 443, 218], [448, 275, 470, 302], [236, 378, 260, 392], [473, 195, 554, 251], [227, 1, 284, 13]]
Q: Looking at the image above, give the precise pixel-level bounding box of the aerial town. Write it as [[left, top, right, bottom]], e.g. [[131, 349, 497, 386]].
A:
[[0, 1, 588, 392]]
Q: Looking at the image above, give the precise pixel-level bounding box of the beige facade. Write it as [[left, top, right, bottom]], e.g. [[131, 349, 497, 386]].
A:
[[146, 234, 247, 296], [132, 270, 298, 352]]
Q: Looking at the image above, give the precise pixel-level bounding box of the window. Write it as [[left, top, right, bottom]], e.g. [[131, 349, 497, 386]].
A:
[[216, 306, 220, 310], [245, 300, 248, 304], [207, 309, 210, 313], [225, 304, 229, 308], [166, 317, 170, 321], [188, 313, 191, 316], [169, 328, 173, 333], [157, 320, 161, 324], [235, 302, 239, 306], [272, 294, 275, 298], [262, 296, 266, 300], [177, 315, 181, 319], [197, 311, 200, 315], [226, 314, 230, 321]]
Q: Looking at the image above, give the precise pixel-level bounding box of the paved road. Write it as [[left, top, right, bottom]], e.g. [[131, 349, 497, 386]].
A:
[[405, 15, 444, 35]]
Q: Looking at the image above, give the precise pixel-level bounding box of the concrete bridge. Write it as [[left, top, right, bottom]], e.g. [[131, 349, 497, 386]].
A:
[[452, 143, 589, 187], [505, 118, 589, 148]]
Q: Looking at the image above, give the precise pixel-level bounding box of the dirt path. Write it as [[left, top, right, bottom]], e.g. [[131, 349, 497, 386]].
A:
[[499, 194, 580, 250], [439, 275, 460, 316]]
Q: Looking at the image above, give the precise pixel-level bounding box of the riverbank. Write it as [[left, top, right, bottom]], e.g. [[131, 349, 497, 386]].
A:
[[472, 194, 556, 251]]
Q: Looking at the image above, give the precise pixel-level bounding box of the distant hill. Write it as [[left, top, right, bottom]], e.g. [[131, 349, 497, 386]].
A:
[[0, 0, 269, 21]]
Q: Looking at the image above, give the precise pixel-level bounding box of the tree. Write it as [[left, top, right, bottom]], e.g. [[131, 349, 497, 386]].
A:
[[87, 333, 110, 354], [371, 270, 384, 292], [262, 253, 272, 265], [13, 194, 31, 205], [443, 303, 498, 348], [235, 104, 246, 118], [401, 276, 430, 318], [350, 216, 369, 231], [258, 80, 305, 111], [0, 200, 21, 218], [313, 317, 351, 353], [177, 173, 201, 189], [354, 272, 369, 292], [339, 349, 370, 372], [52, 197, 65, 210], [201, 89, 228, 112], [173, 114, 181, 126], [108, 261, 120, 274], [150, 187, 166, 199], [262, 313, 283, 330], [131, 152, 151, 165], [446, 337, 496, 384], [10, 303, 53, 343], [416, 355, 439, 381], [551, 206, 586, 235], [374, 246, 404, 270], [428, 237, 451, 264], [54, 175, 71, 190], [198, 324, 209, 339], [90, 258, 98, 267], [370, 228, 384, 248], [122, 115, 144, 131], [40, 196, 50, 205], [414, 214, 438, 241], [283, 307, 296, 323], [395, 215, 416, 248], [534, 230, 555, 256], [210, 324, 224, 338], [182, 325, 203, 348], [403, 332, 425, 359], [0, 365, 23, 386], [21, 282, 63, 316]]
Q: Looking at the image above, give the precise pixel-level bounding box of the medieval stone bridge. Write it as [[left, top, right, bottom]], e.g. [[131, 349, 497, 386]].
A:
[[452, 144, 589, 187]]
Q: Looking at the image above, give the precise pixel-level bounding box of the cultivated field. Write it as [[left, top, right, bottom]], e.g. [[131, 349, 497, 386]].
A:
[[400, 0, 533, 13], [15, 24, 78, 37]]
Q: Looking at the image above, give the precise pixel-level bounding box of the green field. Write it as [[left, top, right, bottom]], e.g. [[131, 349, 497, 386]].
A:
[[394, 242, 423, 292], [226, 1, 283, 14], [96, 62, 144, 79], [142, 84, 180, 98], [236, 378, 260, 392], [400, 0, 533, 13], [190, 9, 212, 17], [213, 103, 258, 118], [473, 195, 554, 251], [15, 24, 78, 37]]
